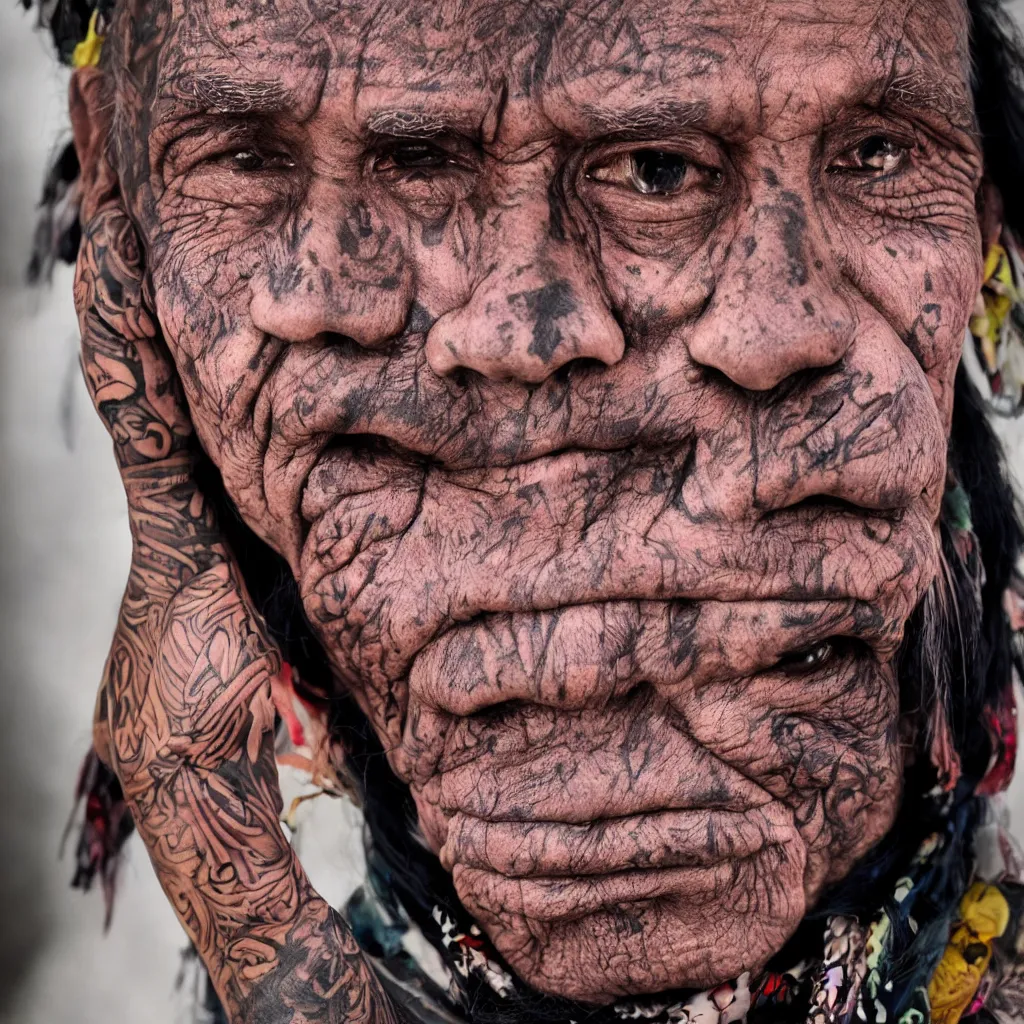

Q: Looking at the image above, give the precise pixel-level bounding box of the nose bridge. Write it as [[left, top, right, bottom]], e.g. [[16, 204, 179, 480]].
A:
[[749, 189, 813, 290], [249, 188, 412, 348], [687, 183, 855, 392], [483, 192, 571, 357], [424, 185, 625, 383]]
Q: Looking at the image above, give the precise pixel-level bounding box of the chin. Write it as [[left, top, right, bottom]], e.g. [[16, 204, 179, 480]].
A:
[[453, 845, 811, 1004], [437, 803, 822, 1004]]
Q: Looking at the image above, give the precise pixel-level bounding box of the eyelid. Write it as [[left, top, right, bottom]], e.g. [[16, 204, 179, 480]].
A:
[[823, 142, 915, 189], [228, 147, 298, 172], [585, 148, 724, 199], [588, 134, 722, 164], [823, 115, 918, 162], [585, 135, 724, 180], [369, 134, 481, 172], [163, 118, 299, 174], [829, 141, 909, 173]]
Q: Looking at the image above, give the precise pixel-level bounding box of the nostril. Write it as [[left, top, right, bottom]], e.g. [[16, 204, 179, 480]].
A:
[[553, 356, 614, 386], [689, 363, 735, 392], [324, 432, 408, 459], [446, 365, 489, 390], [693, 360, 842, 400], [753, 362, 843, 404], [460, 683, 656, 725], [613, 680, 656, 709], [314, 331, 368, 356]]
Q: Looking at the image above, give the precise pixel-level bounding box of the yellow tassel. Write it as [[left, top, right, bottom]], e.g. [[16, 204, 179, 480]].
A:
[[927, 882, 1010, 1024], [970, 241, 1020, 375], [72, 11, 103, 68], [983, 243, 1006, 286]]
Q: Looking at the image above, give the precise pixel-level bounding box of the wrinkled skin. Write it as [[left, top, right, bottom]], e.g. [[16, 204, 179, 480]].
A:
[[72, 0, 987, 1014]]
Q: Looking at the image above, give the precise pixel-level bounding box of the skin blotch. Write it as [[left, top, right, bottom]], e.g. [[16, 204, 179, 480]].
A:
[[512, 279, 579, 361], [75, 0, 985, 1011]]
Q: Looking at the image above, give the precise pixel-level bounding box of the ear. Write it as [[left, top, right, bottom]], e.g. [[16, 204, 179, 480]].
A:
[[69, 65, 120, 223]]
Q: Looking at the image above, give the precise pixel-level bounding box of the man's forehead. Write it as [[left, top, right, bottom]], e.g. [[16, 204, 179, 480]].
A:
[[154, 0, 974, 140]]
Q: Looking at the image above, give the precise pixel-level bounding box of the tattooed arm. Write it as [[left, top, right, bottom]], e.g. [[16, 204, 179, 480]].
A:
[[76, 199, 398, 1024]]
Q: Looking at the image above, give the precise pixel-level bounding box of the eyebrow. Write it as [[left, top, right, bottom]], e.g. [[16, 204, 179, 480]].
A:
[[362, 109, 486, 141], [163, 70, 292, 116], [576, 99, 710, 140], [878, 67, 976, 135], [365, 111, 461, 137]]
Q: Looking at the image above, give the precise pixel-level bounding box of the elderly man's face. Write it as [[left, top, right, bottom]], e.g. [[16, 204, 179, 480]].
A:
[[116, 0, 982, 1003]]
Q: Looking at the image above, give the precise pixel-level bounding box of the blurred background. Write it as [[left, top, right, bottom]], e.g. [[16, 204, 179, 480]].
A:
[[3, 2, 1024, 1021]]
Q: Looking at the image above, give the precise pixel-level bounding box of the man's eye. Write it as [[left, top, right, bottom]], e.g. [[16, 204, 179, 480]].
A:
[[230, 148, 295, 173], [832, 135, 907, 175], [774, 640, 835, 675], [376, 143, 455, 173], [590, 149, 705, 196]]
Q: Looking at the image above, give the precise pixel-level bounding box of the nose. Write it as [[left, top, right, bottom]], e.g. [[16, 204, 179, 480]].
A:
[[249, 192, 413, 348], [687, 189, 855, 391], [424, 197, 625, 383]]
